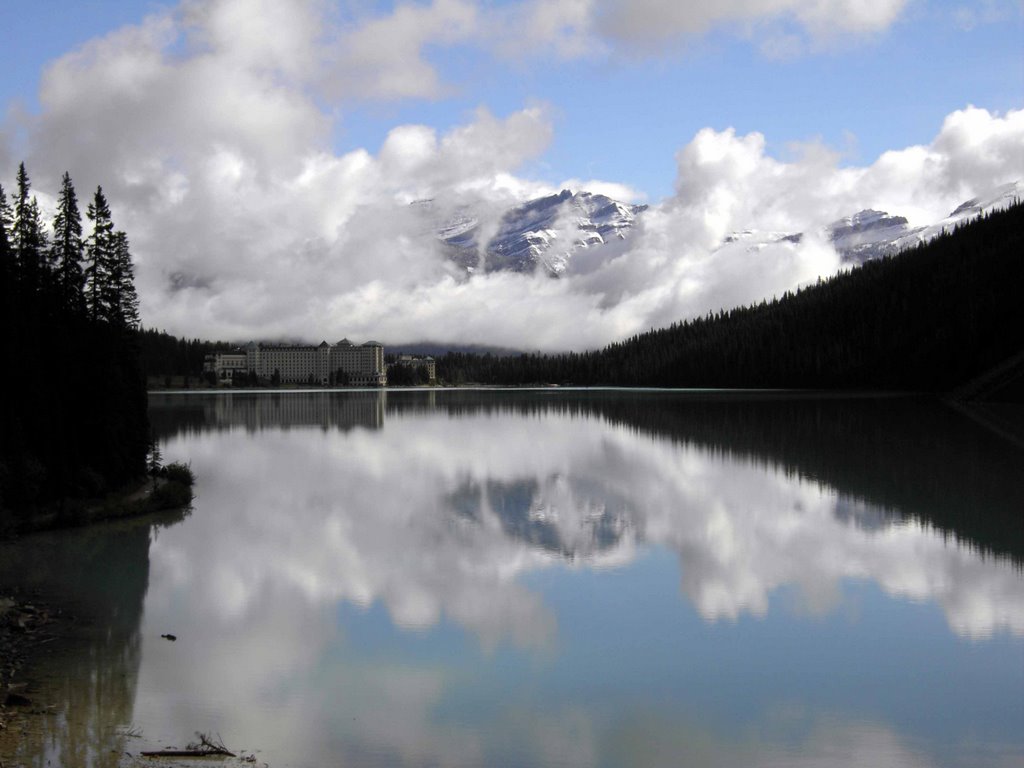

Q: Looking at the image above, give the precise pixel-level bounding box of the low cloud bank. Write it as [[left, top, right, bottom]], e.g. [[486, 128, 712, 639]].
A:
[[4, 0, 1022, 349]]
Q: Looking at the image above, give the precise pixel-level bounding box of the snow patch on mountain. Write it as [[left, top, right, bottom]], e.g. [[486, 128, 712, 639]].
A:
[[828, 210, 919, 265], [830, 180, 1022, 264], [429, 190, 647, 276], [722, 230, 804, 249], [419, 180, 1021, 284], [719, 180, 1022, 267]]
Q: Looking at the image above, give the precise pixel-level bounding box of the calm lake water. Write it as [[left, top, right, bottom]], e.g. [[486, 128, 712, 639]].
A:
[[2, 390, 1023, 768]]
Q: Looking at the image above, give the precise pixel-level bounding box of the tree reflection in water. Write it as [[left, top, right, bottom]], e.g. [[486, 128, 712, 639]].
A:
[[1, 390, 1020, 768]]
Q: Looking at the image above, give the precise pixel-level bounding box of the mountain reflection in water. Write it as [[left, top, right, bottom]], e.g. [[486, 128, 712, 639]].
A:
[[3, 390, 1022, 768]]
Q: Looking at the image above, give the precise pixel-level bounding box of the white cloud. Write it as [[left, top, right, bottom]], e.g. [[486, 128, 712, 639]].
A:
[[592, 0, 912, 50], [5, 0, 1021, 351], [326, 0, 479, 100], [928, 106, 1024, 199], [483, 0, 915, 60], [952, 0, 1019, 31], [18, 394, 1017, 763], [557, 177, 646, 202], [548, 105, 1023, 338], [378, 106, 555, 199], [150, 403, 1024, 658], [488, 0, 600, 59], [181, 0, 326, 81]]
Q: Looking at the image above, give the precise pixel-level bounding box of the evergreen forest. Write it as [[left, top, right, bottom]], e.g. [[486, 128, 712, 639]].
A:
[[0, 164, 148, 528], [436, 202, 1024, 395], [139, 328, 232, 385]]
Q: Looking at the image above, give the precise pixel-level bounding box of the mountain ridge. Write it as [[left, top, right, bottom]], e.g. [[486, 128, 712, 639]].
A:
[[830, 180, 1023, 264], [433, 201, 1024, 392], [425, 189, 647, 276], [422, 180, 1022, 275]]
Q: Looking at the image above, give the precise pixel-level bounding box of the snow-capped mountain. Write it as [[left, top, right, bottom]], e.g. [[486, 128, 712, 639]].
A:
[[422, 181, 1019, 278], [431, 190, 647, 276], [828, 210, 916, 264], [829, 180, 1022, 264], [448, 475, 636, 562], [722, 230, 804, 247]]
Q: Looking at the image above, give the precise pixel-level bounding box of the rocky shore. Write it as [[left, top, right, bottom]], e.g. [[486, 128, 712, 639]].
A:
[[1, 591, 267, 767], [0, 591, 65, 743]]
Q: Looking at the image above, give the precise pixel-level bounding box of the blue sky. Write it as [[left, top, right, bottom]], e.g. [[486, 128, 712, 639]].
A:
[[1, 0, 1021, 347], [343, 3, 1022, 201], [3, 0, 1019, 200]]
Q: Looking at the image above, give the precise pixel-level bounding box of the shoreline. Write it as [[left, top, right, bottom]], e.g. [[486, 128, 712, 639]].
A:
[[0, 586, 263, 768], [0, 591, 70, 746], [0, 480, 195, 734], [1, 471, 195, 543], [0, 468, 229, 767]]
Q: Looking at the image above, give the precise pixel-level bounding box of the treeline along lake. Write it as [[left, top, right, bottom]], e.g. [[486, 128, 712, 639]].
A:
[[0, 163, 148, 532]]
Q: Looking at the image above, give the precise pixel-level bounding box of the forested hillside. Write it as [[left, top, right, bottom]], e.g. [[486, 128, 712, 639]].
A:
[[139, 328, 231, 382], [0, 164, 148, 526], [438, 202, 1024, 393]]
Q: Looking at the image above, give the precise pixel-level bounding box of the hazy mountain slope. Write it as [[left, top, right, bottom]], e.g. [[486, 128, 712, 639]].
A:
[[423, 181, 1020, 277], [435, 201, 1024, 392], [830, 180, 1022, 264], [429, 190, 647, 276]]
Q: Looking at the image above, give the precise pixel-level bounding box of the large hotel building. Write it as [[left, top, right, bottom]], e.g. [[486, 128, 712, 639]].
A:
[[204, 339, 387, 386]]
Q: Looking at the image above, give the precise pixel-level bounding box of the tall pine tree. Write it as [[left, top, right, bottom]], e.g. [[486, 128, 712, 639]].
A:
[[51, 172, 85, 315], [2, 164, 151, 530], [85, 186, 114, 322], [12, 163, 49, 294], [110, 230, 140, 329], [0, 184, 14, 362], [0, 183, 13, 297]]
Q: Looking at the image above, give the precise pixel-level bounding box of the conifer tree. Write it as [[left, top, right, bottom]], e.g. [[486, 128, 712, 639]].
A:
[[12, 163, 49, 293], [147, 437, 163, 490], [110, 230, 140, 329], [85, 186, 114, 322], [11, 164, 29, 253], [0, 183, 12, 295], [2, 164, 151, 524], [51, 171, 85, 315]]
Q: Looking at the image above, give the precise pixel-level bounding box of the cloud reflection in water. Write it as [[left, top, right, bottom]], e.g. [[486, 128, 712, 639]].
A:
[[131, 392, 1024, 767], [154, 405, 1023, 642]]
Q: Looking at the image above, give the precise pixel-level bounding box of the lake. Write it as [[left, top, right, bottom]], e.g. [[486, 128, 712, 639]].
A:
[[2, 390, 1023, 767]]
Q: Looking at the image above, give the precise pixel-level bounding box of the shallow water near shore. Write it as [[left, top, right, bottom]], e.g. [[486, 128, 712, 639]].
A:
[[2, 389, 1023, 767]]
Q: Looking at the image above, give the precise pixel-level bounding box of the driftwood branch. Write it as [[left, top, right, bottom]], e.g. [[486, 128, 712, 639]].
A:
[[140, 750, 236, 758], [141, 731, 236, 758]]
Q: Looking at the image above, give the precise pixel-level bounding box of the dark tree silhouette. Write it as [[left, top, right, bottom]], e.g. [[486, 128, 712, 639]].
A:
[[85, 186, 114, 323], [137, 328, 232, 381], [12, 163, 49, 295], [435, 202, 1024, 398], [110, 231, 140, 329], [1, 164, 149, 534], [51, 171, 86, 315], [0, 183, 13, 299]]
